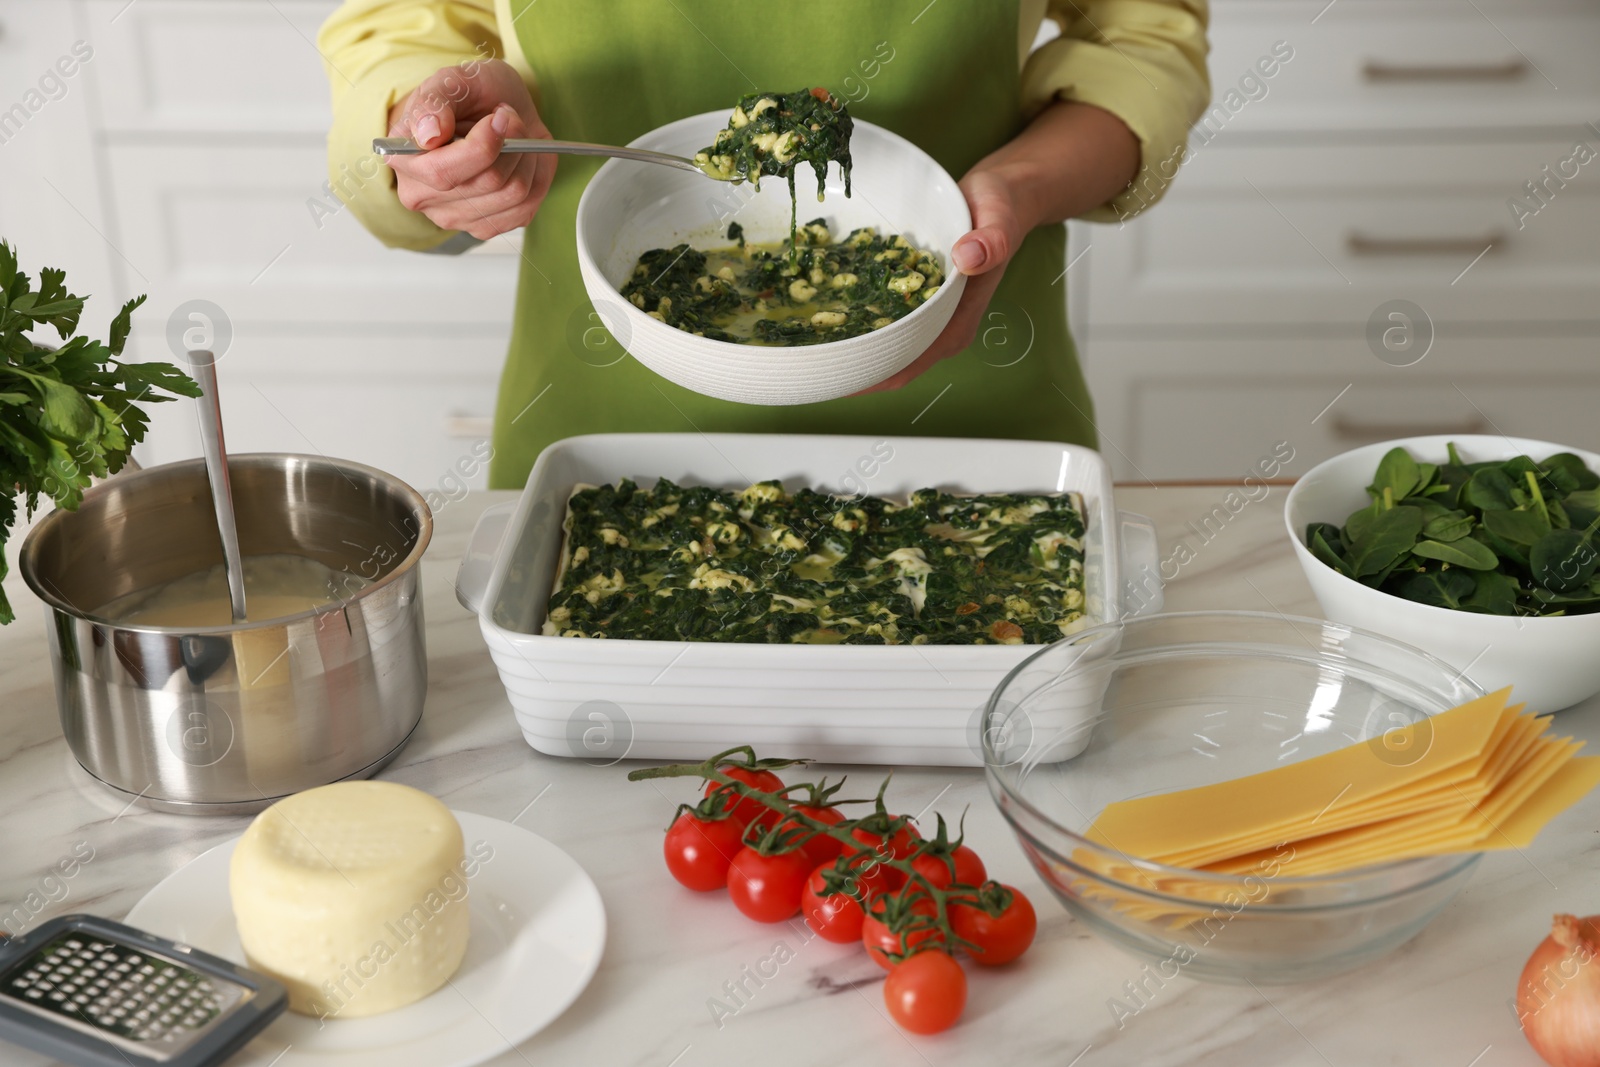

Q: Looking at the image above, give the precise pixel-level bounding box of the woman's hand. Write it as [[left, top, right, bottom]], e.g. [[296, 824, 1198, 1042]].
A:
[[859, 167, 1026, 392], [385, 59, 557, 241], [860, 102, 1140, 393]]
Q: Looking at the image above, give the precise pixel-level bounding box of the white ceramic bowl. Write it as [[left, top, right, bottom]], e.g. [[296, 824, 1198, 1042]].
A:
[[1284, 434, 1600, 712], [574, 111, 970, 405]]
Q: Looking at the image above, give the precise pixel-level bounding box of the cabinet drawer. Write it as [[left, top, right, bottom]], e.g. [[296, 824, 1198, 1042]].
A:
[[85, 0, 339, 133], [131, 334, 505, 496], [1090, 137, 1600, 328], [104, 142, 522, 326], [1082, 335, 1600, 482], [1205, 1, 1600, 134]]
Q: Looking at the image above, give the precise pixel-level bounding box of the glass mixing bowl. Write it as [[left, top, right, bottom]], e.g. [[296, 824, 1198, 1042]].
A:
[[982, 611, 1485, 984]]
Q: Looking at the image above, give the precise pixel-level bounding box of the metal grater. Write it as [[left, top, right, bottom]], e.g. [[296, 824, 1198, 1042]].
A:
[[0, 914, 287, 1067]]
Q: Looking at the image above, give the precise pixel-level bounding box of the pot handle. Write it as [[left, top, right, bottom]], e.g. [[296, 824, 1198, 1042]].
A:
[[1117, 509, 1164, 618], [455, 501, 518, 614]]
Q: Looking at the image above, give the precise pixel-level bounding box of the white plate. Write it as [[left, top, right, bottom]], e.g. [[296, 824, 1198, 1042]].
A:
[[123, 812, 605, 1067]]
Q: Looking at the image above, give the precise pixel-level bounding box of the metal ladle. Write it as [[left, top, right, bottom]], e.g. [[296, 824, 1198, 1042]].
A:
[[187, 350, 247, 623]]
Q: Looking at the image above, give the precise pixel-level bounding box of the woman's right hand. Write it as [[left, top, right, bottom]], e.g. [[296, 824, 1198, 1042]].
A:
[[385, 59, 557, 241]]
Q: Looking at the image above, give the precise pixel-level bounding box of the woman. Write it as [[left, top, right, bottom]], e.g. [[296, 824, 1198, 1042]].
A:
[[318, 1, 1209, 489]]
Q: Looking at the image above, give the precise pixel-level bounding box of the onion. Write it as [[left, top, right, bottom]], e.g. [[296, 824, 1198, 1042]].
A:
[[1518, 914, 1600, 1067]]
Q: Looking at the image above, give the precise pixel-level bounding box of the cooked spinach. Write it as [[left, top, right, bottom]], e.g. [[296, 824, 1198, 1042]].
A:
[[544, 479, 1087, 645], [695, 88, 853, 251], [1305, 442, 1600, 616], [621, 220, 943, 346]]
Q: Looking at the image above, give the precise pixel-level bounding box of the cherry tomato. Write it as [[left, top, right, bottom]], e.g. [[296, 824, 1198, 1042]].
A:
[[704, 766, 786, 830], [884, 951, 966, 1035], [862, 896, 939, 970], [783, 804, 846, 869], [801, 866, 865, 943], [951, 886, 1037, 966], [826, 853, 896, 908], [726, 847, 813, 923], [909, 845, 987, 891], [663, 813, 745, 892], [846, 817, 922, 863]]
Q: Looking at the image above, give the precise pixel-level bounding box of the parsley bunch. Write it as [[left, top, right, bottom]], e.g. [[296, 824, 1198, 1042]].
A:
[[1, 241, 199, 623]]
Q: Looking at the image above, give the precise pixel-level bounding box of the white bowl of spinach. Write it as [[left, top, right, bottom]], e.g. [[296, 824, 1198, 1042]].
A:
[[1285, 435, 1600, 711], [574, 107, 969, 405]]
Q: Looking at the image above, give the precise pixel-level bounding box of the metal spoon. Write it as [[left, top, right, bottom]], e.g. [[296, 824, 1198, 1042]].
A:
[[372, 136, 727, 177], [187, 350, 248, 623]]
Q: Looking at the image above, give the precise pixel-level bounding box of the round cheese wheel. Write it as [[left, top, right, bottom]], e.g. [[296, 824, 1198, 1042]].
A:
[[230, 780, 470, 1018]]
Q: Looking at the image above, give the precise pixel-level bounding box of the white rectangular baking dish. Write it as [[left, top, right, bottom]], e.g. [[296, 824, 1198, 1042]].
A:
[[455, 434, 1162, 766]]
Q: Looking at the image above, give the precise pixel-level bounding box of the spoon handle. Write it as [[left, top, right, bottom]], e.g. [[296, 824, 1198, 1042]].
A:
[[371, 136, 708, 174], [189, 350, 248, 624]]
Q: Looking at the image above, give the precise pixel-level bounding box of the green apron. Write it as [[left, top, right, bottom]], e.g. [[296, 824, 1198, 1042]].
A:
[[492, 0, 1097, 488]]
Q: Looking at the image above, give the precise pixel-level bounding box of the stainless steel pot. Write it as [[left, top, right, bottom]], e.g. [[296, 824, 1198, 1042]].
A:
[[19, 454, 432, 814]]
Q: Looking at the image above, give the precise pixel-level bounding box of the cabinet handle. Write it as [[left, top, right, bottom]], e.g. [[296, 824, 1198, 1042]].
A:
[[1330, 415, 1489, 439], [1346, 232, 1504, 257], [1362, 58, 1527, 82]]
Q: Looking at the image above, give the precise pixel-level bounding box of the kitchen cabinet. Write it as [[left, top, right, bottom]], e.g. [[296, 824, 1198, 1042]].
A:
[[1086, 335, 1600, 481], [2, 0, 514, 492], [1075, 0, 1600, 481], [4, 0, 1595, 488]]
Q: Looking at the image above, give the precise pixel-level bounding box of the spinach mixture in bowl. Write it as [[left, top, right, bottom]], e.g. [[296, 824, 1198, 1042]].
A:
[[694, 87, 853, 207], [621, 220, 945, 346], [618, 86, 944, 346]]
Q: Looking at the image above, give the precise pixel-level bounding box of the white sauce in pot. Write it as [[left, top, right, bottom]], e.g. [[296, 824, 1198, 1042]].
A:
[[95, 553, 370, 626]]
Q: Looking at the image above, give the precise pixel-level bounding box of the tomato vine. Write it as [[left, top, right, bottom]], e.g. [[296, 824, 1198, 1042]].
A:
[[631, 745, 1016, 963]]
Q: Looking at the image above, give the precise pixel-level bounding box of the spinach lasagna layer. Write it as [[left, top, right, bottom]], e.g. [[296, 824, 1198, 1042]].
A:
[[543, 479, 1088, 645]]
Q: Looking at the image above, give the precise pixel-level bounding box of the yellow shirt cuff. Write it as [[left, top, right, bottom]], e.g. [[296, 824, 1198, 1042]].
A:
[[1023, 4, 1211, 223]]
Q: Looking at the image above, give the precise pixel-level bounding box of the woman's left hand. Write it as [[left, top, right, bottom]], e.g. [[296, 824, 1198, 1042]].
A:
[[856, 166, 1026, 393], [857, 101, 1140, 394]]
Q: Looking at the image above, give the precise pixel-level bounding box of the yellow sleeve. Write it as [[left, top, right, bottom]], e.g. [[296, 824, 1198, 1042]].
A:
[[317, 0, 525, 251], [1022, 1, 1210, 223]]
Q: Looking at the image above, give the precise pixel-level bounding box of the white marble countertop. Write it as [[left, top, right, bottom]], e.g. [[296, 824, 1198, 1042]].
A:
[[2, 484, 1596, 1067]]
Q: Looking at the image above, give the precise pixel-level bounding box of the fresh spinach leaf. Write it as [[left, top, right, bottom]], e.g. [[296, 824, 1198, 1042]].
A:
[[1545, 453, 1600, 491], [1474, 524, 1530, 569], [1464, 467, 1516, 511], [1395, 568, 1475, 610], [1344, 500, 1381, 545], [1566, 488, 1600, 510], [1481, 508, 1551, 547], [1369, 446, 1422, 503], [1411, 537, 1499, 570], [1422, 511, 1474, 542], [1462, 570, 1520, 615], [1347, 505, 1423, 578], [1530, 527, 1600, 592], [1435, 464, 1471, 508], [1308, 527, 1350, 577]]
